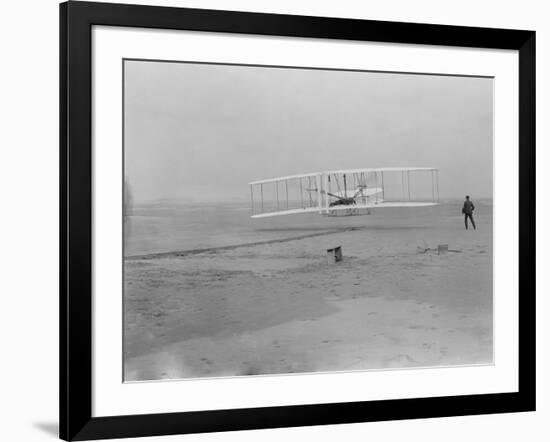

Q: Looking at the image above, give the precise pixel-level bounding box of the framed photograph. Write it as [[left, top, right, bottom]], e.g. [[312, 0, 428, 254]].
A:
[[60, 1, 535, 440]]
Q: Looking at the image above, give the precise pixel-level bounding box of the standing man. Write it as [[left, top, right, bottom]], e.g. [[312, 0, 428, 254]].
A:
[[462, 195, 476, 230]]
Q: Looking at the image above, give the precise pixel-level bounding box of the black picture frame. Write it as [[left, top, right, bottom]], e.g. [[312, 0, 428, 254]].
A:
[[60, 1, 536, 440]]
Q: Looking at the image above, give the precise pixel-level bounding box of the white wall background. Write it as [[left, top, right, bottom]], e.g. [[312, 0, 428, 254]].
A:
[[0, 0, 547, 441]]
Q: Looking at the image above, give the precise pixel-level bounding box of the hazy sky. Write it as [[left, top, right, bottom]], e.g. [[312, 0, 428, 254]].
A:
[[124, 60, 493, 203]]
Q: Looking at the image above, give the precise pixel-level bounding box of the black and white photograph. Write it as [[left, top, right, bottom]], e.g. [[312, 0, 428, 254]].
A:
[[123, 59, 494, 382], [1, 0, 541, 440]]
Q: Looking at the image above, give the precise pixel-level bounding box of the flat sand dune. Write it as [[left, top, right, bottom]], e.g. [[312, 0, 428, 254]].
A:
[[124, 206, 492, 381]]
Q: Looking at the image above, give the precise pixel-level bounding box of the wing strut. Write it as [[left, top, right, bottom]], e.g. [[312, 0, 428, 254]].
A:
[[407, 171, 411, 200], [375, 172, 378, 203], [250, 185, 254, 216], [285, 180, 289, 209], [260, 183, 264, 211]]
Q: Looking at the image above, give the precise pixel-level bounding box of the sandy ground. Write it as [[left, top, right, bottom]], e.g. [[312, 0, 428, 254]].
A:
[[124, 214, 492, 381]]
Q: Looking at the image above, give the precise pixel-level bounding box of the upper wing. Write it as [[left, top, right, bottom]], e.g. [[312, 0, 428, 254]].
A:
[[249, 172, 320, 186], [325, 167, 438, 175]]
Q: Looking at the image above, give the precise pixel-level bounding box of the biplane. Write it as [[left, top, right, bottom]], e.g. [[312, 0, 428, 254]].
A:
[[249, 167, 439, 218]]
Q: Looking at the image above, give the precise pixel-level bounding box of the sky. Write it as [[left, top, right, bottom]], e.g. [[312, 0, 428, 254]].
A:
[[124, 60, 493, 203]]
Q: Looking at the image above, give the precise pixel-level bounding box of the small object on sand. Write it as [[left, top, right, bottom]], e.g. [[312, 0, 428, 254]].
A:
[[327, 246, 343, 264], [438, 244, 449, 255]]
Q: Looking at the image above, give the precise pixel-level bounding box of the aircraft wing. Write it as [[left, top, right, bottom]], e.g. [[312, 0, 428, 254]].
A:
[[249, 168, 439, 218], [249, 172, 324, 218]]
